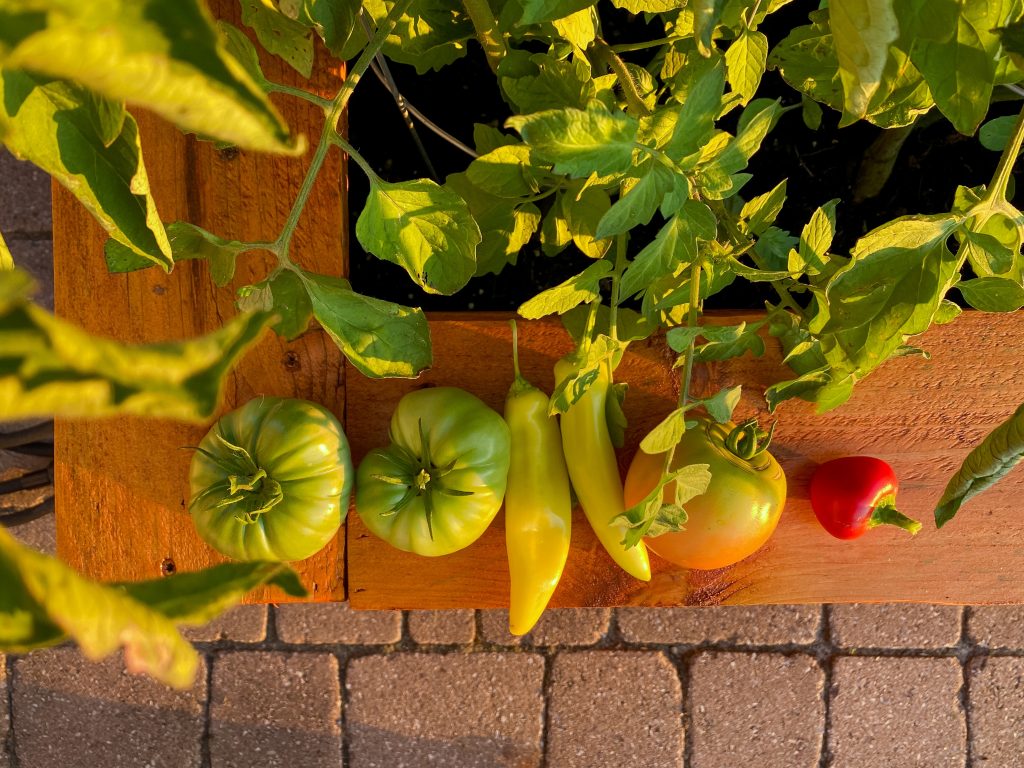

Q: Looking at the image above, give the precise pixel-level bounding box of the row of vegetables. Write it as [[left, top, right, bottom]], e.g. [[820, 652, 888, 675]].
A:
[[187, 322, 918, 635]]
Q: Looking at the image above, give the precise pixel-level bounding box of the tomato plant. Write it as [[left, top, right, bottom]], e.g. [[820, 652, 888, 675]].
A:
[[810, 456, 920, 540], [189, 397, 353, 562], [356, 387, 511, 556], [625, 417, 786, 570]]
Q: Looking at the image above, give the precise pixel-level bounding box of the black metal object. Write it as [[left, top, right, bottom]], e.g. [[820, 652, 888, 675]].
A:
[[0, 420, 55, 528]]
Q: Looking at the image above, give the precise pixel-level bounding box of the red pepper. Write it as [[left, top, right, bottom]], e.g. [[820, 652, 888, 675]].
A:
[[809, 456, 921, 540]]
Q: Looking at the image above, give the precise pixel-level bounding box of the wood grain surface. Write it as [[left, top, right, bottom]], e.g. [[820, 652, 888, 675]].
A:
[[347, 312, 1024, 609], [53, 1, 348, 603]]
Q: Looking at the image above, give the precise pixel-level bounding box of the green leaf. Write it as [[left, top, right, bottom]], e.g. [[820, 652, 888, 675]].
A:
[[610, 0, 682, 10], [640, 407, 690, 454], [935, 401, 1024, 527], [240, 0, 313, 77], [301, 0, 360, 57], [792, 199, 839, 277], [728, 257, 791, 282], [620, 202, 715, 300], [548, 334, 622, 414], [106, 223, 246, 287], [725, 28, 768, 106], [473, 123, 517, 154], [120, 562, 305, 623], [218, 21, 269, 89], [616, 463, 712, 548], [0, 269, 269, 421], [446, 172, 541, 276], [697, 100, 780, 197], [898, 0, 1012, 134], [979, 115, 1017, 151], [693, 321, 766, 362], [561, 304, 656, 344], [236, 269, 314, 340], [802, 94, 823, 129], [562, 184, 613, 258], [507, 101, 639, 177], [829, 0, 900, 122], [518, 260, 612, 319], [518, 0, 596, 25], [343, 0, 474, 74], [740, 179, 787, 235], [666, 58, 726, 162], [703, 385, 742, 423], [934, 298, 963, 325], [0, 527, 197, 686], [0, 0, 298, 154], [0, 231, 12, 271], [0, 72, 172, 271], [499, 51, 595, 114], [304, 273, 431, 379], [693, 0, 726, 56], [770, 9, 932, 129], [552, 8, 597, 50], [606, 381, 628, 448], [957, 277, 1024, 312], [466, 144, 554, 198], [595, 162, 678, 239], [819, 214, 963, 378], [356, 178, 481, 296], [997, 19, 1024, 69], [765, 367, 831, 412]]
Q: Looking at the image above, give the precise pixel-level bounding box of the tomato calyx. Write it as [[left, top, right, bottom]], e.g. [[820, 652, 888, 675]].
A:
[[369, 419, 472, 539], [724, 418, 776, 461], [194, 436, 284, 525]]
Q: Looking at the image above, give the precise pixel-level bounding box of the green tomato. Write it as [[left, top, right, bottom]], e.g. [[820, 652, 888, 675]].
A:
[[356, 387, 511, 557], [189, 397, 352, 562]]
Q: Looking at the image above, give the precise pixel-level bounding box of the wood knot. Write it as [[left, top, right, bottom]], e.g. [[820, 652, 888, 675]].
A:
[[217, 146, 240, 161]]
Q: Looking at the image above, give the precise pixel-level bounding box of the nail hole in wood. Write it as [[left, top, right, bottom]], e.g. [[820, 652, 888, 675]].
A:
[[217, 147, 240, 161], [283, 351, 301, 370], [160, 558, 176, 576]]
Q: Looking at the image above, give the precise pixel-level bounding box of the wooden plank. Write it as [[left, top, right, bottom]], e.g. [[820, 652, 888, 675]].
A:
[[347, 312, 1024, 608], [53, 2, 348, 603]]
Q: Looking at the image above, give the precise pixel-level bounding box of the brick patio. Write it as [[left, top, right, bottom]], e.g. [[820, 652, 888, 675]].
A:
[[4, 150, 1024, 767]]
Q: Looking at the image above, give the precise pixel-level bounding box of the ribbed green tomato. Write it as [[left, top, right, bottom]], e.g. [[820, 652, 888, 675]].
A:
[[189, 397, 352, 562], [356, 387, 511, 557]]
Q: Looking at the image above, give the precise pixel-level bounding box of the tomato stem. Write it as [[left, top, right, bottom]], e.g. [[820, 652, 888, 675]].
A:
[[985, 102, 1024, 206]]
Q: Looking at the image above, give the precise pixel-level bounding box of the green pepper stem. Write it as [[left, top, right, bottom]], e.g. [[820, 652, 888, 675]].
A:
[[867, 501, 922, 535]]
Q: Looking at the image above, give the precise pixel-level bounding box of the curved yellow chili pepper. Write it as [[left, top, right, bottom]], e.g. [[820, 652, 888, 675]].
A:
[[554, 354, 651, 581], [504, 321, 572, 636]]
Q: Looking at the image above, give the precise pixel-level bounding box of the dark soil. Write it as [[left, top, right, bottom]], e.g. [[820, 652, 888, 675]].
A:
[[346, 5, 1013, 312]]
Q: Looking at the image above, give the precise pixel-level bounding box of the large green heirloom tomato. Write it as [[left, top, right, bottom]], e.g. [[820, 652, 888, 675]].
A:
[[356, 387, 511, 557], [189, 397, 352, 562]]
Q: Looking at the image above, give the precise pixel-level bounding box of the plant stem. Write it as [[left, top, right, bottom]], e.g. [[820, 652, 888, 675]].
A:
[[610, 36, 680, 53], [273, 1, 414, 265], [985, 102, 1024, 205], [461, 0, 507, 74], [265, 82, 332, 109], [331, 134, 378, 181], [593, 38, 652, 117], [852, 123, 915, 203], [609, 233, 627, 344], [680, 261, 702, 410]]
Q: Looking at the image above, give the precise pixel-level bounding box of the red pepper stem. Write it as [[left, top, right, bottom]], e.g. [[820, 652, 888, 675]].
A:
[[866, 498, 922, 536]]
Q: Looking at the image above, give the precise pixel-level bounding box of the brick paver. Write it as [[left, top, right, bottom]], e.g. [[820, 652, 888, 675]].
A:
[[617, 605, 821, 645], [13, 648, 205, 768], [830, 604, 962, 648], [346, 652, 544, 768], [275, 602, 401, 645], [407, 610, 475, 644], [182, 605, 268, 643], [547, 651, 683, 768], [6, 512, 56, 556], [479, 607, 610, 646], [688, 652, 824, 768], [0, 151, 52, 234], [968, 656, 1024, 765], [968, 606, 1024, 649], [829, 657, 965, 768], [210, 651, 341, 768]]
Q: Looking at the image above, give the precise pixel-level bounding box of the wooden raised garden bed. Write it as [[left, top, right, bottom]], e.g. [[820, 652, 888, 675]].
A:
[[52, 10, 1024, 609]]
